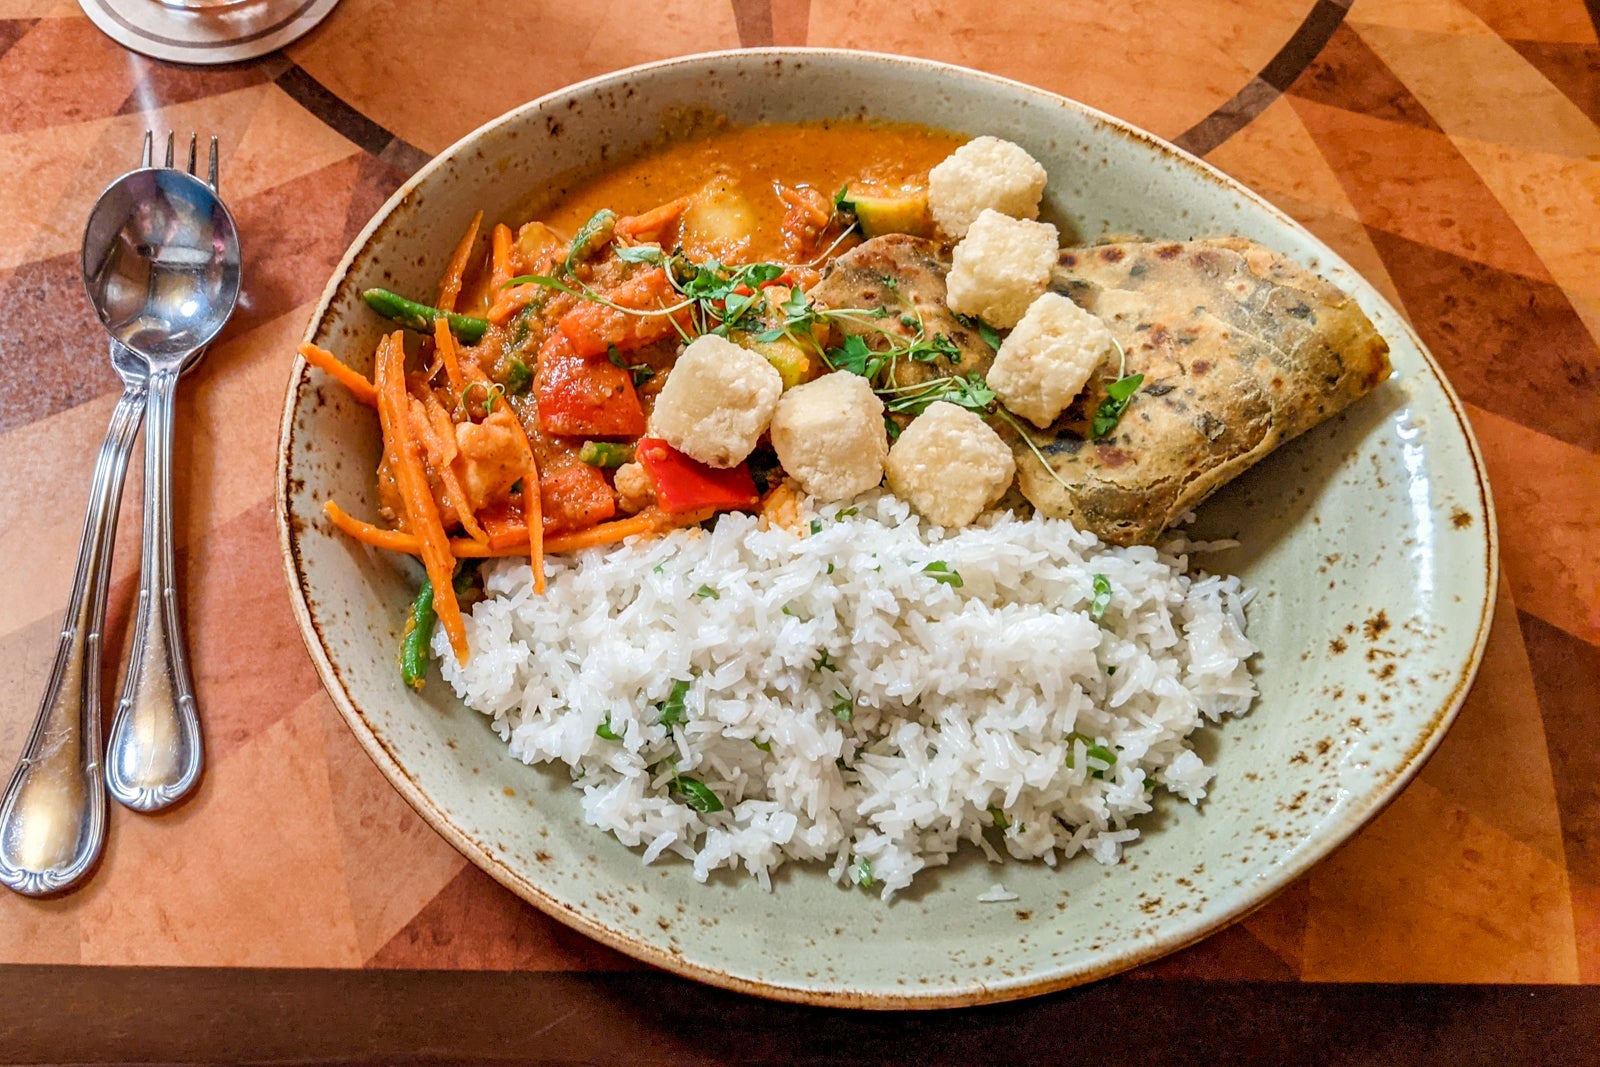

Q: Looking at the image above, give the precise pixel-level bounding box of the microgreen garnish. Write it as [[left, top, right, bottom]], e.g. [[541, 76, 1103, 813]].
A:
[[813, 649, 837, 673], [810, 519, 823, 535], [614, 243, 665, 264], [851, 855, 874, 888], [596, 717, 623, 741], [1092, 373, 1145, 439], [459, 380, 506, 414], [1092, 337, 1142, 439], [831, 690, 855, 723], [1065, 732, 1117, 777], [1089, 574, 1113, 621], [988, 806, 1010, 830], [696, 584, 720, 600], [752, 738, 772, 752], [922, 561, 964, 588]]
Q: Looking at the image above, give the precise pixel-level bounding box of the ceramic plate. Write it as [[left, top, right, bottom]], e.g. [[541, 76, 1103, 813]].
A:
[[276, 50, 1496, 1008]]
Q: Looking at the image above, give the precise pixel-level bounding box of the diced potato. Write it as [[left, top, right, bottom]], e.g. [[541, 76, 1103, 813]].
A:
[[515, 221, 564, 265], [680, 186, 756, 259]]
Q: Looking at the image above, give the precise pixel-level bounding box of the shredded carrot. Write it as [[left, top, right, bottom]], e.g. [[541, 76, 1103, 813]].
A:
[[323, 500, 416, 552], [298, 343, 377, 406], [431, 317, 466, 405], [502, 409, 546, 594], [614, 196, 691, 243], [436, 210, 483, 314], [490, 223, 515, 292], [486, 282, 543, 325], [324, 504, 712, 559], [418, 390, 488, 545], [378, 332, 468, 663]]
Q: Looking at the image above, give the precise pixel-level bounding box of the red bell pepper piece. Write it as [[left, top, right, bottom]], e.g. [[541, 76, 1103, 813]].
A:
[[558, 268, 686, 358], [634, 438, 759, 514], [535, 334, 646, 438]]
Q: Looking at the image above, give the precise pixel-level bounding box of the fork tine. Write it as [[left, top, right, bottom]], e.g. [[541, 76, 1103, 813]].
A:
[[186, 133, 197, 176], [140, 130, 153, 168], [163, 132, 174, 168], [207, 137, 219, 193]]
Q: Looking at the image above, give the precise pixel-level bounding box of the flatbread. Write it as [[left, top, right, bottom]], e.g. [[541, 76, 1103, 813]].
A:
[[1016, 237, 1391, 544]]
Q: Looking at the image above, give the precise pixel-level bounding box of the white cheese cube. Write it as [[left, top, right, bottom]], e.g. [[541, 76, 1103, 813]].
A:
[[986, 292, 1117, 428], [769, 372, 888, 502], [945, 210, 1059, 329], [928, 136, 1048, 238], [648, 334, 783, 467], [885, 401, 1016, 527]]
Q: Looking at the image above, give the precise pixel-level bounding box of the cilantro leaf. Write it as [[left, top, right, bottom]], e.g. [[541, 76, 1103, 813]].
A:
[[1091, 373, 1144, 439], [922, 561, 964, 588]]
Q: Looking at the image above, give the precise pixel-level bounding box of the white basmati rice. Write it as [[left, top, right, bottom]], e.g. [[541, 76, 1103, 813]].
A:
[[436, 491, 1255, 898]]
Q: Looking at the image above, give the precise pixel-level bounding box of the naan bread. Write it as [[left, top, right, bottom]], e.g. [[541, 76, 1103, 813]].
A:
[[1017, 238, 1391, 544]]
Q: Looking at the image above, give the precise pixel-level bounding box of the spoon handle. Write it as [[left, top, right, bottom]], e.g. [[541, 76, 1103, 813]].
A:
[[105, 367, 203, 811], [0, 381, 145, 895]]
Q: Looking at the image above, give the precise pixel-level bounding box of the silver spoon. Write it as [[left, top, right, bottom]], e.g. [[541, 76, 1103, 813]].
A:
[[0, 343, 147, 895], [84, 135, 240, 813], [0, 137, 164, 895]]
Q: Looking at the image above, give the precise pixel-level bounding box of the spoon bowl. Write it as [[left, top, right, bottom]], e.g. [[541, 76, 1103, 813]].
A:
[[81, 167, 240, 365]]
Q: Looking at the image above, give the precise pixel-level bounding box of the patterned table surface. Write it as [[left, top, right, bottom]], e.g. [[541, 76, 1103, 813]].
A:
[[0, 0, 1597, 1055]]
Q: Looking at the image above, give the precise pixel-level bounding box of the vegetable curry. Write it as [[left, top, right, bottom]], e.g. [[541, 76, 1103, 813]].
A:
[[306, 120, 962, 671]]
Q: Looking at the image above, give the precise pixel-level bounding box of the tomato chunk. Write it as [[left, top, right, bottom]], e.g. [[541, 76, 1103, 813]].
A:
[[475, 464, 618, 540], [535, 334, 646, 438], [634, 437, 759, 514], [539, 464, 617, 535], [558, 268, 686, 358]]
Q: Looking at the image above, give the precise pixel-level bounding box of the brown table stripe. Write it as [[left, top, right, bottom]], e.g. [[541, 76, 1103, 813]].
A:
[[1, 967, 1598, 1065], [1174, 0, 1352, 154], [274, 63, 429, 177]]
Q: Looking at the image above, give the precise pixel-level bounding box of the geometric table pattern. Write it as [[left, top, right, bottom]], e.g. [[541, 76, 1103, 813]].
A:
[[0, 0, 1596, 998]]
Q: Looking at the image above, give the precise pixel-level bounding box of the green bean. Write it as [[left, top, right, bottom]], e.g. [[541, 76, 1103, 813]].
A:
[[362, 288, 489, 344], [400, 567, 476, 691], [400, 577, 437, 691], [577, 441, 633, 468]]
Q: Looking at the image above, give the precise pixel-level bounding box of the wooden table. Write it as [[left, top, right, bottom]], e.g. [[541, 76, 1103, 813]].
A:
[[1, 0, 1596, 1060]]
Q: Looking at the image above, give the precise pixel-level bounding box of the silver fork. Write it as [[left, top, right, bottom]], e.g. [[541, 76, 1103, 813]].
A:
[[0, 140, 158, 896], [101, 132, 235, 813]]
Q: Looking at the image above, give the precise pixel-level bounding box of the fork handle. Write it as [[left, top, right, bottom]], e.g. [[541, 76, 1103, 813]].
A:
[[0, 381, 145, 895], [105, 367, 203, 811]]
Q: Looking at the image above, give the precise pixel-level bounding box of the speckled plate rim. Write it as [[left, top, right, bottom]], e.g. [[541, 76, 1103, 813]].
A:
[[275, 48, 1499, 1009]]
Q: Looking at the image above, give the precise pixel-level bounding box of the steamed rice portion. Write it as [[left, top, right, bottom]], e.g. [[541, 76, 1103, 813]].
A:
[[437, 492, 1255, 897]]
